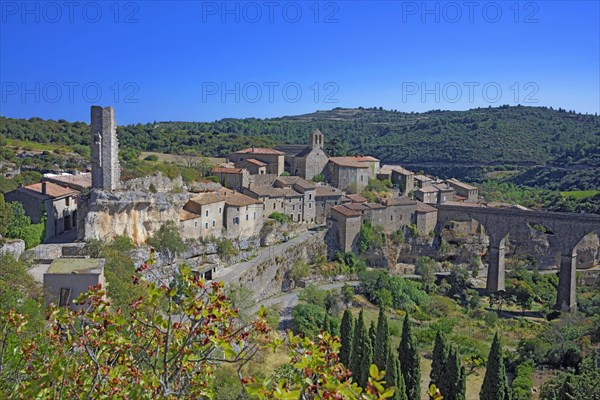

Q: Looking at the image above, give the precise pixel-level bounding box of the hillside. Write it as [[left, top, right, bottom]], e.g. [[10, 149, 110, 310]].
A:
[[1, 106, 599, 190]]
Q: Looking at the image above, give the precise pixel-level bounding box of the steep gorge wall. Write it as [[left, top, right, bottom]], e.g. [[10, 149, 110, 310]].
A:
[[78, 190, 189, 245]]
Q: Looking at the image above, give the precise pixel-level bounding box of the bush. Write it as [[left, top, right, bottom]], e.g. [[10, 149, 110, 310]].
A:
[[291, 303, 326, 338], [511, 361, 534, 400], [269, 212, 291, 224], [215, 238, 238, 260], [311, 173, 325, 183], [357, 221, 385, 255], [144, 154, 159, 161]]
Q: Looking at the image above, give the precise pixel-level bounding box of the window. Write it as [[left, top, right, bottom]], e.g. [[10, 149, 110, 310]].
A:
[[309, 194, 312, 200], [273, 203, 276, 209], [246, 206, 249, 211], [390, 215, 393, 221], [292, 205, 295, 211], [195, 221, 198, 227], [360, 175, 364, 182], [205, 210, 209, 217], [65, 197, 70, 206], [246, 214, 249, 221], [233, 217, 240, 225], [205, 223, 208, 229], [253, 212, 256, 220], [59, 288, 72, 307], [212, 221, 216, 227], [309, 203, 312, 209], [219, 207, 222, 213]]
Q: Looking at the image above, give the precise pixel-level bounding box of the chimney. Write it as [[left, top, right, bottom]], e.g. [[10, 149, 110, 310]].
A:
[[42, 181, 47, 195]]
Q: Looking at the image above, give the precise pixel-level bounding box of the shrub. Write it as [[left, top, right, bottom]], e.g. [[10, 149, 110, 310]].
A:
[[269, 212, 291, 224], [144, 154, 159, 161], [311, 173, 325, 183]]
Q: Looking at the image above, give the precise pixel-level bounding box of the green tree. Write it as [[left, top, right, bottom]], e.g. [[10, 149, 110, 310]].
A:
[[350, 309, 373, 387], [358, 330, 373, 388], [147, 220, 186, 262], [480, 333, 511, 400], [340, 309, 354, 367], [0, 194, 13, 239], [398, 314, 421, 400], [430, 330, 449, 388], [440, 349, 466, 400], [369, 320, 376, 351], [373, 308, 390, 371], [386, 346, 408, 400]]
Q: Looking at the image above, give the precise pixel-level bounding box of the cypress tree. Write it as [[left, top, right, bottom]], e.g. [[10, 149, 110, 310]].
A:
[[458, 365, 467, 400], [440, 349, 466, 400], [369, 320, 377, 350], [430, 330, 449, 388], [374, 307, 390, 370], [386, 346, 408, 400], [480, 333, 510, 400], [349, 309, 366, 377], [358, 329, 373, 388], [340, 309, 353, 367], [398, 314, 421, 400], [322, 312, 330, 333]]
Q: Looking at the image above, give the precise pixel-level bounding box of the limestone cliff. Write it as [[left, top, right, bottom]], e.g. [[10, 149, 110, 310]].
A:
[[78, 189, 189, 245]]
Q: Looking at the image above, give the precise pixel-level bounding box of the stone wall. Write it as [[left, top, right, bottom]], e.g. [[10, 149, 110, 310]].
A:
[[234, 230, 327, 300], [0, 239, 25, 259]]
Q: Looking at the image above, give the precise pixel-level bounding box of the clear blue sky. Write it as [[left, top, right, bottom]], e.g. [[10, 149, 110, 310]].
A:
[[1, 1, 598, 124]]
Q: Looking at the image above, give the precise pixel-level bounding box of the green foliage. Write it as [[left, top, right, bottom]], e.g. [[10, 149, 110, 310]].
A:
[[147, 220, 186, 261], [144, 154, 159, 161], [373, 308, 390, 371], [291, 303, 327, 338], [430, 331, 449, 388], [386, 346, 408, 400], [415, 256, 437, 291], [349, 309, 373, 388], [398, 314, 421, 400], [480, 333, 511, 400], [539, 357, 600, 400], [311, 173, 325, 183], [358, 221, 386, 255], [289, 260, 310, 283], [215, 237, 238, 260], [5, 202, 44, 248], [0, 194, 13, 238], [406, 224, 419, 238], [358, 270, 429, 311], [339, 309, 354, 367], [511, 361, 534, 400], [268, 211, 291, 224], [298, 284, 330, 309]]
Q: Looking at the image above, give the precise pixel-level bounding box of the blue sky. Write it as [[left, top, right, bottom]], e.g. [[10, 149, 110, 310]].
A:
[[1, 1, 598, 124]]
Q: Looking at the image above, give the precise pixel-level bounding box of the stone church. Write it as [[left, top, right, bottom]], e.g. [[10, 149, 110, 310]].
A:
[[275, 129, 330, 180]]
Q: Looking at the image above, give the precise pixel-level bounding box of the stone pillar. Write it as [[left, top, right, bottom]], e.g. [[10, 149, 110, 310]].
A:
[[90, 106, 120, 191], [556, 251, 577, 312], [486, 237, 506, 292]]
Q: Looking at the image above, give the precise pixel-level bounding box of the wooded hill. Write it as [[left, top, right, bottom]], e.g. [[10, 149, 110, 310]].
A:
[[1, 105, 598, 190]]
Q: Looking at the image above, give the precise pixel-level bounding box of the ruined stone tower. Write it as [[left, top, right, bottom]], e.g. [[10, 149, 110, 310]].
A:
[[91, 106, 120, 191]]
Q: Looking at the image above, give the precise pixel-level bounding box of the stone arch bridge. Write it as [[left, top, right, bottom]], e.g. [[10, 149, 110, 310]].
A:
[[436, 205, 600, 311]]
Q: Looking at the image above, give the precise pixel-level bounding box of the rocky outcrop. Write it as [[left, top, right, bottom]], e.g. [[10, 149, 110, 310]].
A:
[[576, 233, 599, 269], [122, 172, 185, 193], [0, 239, 25, 259], [79, 189, 189, 245]]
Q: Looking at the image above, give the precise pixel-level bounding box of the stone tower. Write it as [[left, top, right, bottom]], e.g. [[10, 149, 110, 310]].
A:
[[91, 106, 120, 191], [309, 129, 324, 149]]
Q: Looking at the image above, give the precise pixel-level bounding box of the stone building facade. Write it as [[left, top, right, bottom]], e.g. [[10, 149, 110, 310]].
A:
[[227, 148, 285, 176]]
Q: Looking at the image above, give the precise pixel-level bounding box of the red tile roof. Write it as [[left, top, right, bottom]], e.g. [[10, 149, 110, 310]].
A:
[[24, 182, 79, 199], [245, 158, 267, 166], [212, 167, 244, 174], [331, 205, 362, 218], [224, 193, 261, 207], [347, 194, 368, 203], [234, 148, 285, 155], [416, 201, 437, 213], [328, 157, 370, 168]]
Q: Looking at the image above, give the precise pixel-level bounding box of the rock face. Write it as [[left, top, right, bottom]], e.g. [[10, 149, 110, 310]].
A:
[[576, 233, 599, 269], [122, 172, 185, 193], [0, 239, 25, 259], [79, 189, 189, 245]]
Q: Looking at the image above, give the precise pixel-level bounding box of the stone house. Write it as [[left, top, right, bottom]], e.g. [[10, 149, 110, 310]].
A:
[[236, 159, 268, 175], [314, 185, 345, 224], [5, 181, 80, 240], [179, 192, 225, 240], [43, 258, 106, 311], [433, 183, 454, 204], [223, 192, 264, 238], [377, 165, 415, 194], [414, 186, 438, 204], [377, 197, 418, 234], [275, 129, 330, 180], [274, 176, 317, 223], [329, 204, 362, 253], [325, 157, 374, 193], [211, 167, 249, 192], [414, 174, 433, 189], [227, 148, 285, 176], [415, 201, 438, 235], [446, 178, 479, 202]]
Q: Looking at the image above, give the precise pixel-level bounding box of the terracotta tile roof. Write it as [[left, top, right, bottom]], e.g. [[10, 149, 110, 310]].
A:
[[246, 185, 285, 198], [180, 209, 201, 221], [234, 148, 285, 155], [378, 165, 414, 176], [183, 192, 225, 214], [331, 205, 362, 218], [275, 176, 316, 190], [212, 167, 244, 174], [245, 158, 267, 166], [364, 202, 386, 209], [328, 157, 370, 168], [344, 203, 370, 211], [273, 144, 308, 156], [414, 174, 432, 182], [380, 196, 417, 206], [446, 178, 477, 191], [417, 186, 439, 193], [416, 201, 438, 213], [433, 183, 453, 192], [218, 187, 235, 196], [315, 186, 343, 198], [24, 182, 79, 199], [43, 173, 92, 190], [347, 194, 368, 203], [224, 192, 261, 207]]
